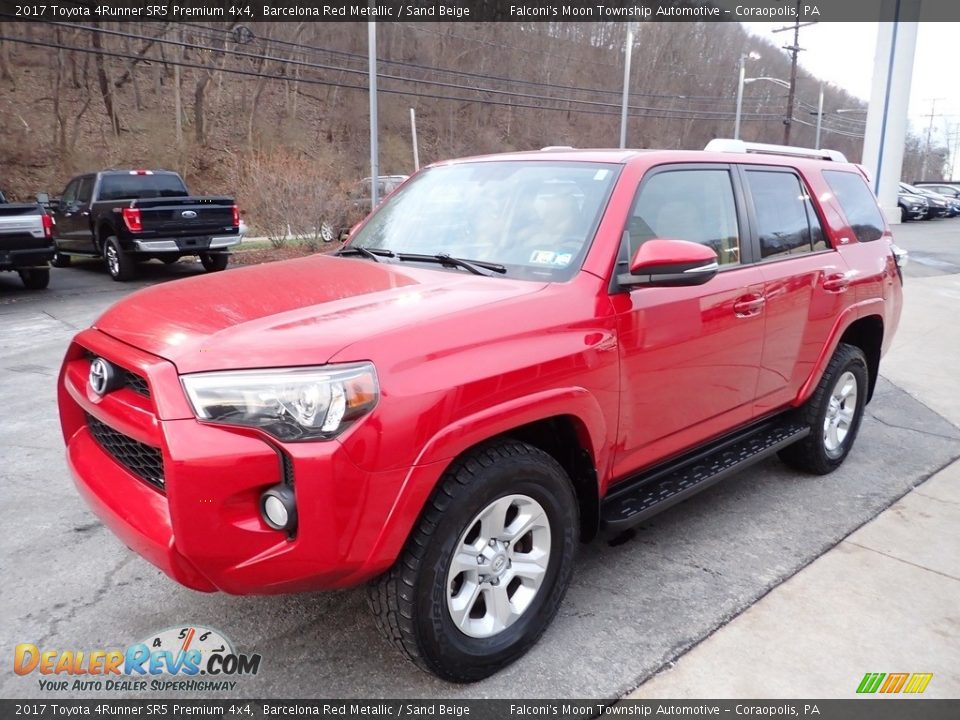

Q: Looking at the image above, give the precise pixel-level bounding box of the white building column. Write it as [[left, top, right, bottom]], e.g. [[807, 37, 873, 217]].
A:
[[860, 0, 920, 224]]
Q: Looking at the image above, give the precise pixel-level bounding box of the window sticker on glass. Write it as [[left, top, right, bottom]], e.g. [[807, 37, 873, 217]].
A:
[[593, 169, 610, 181], [529, 250, 557, 264], [554, 252, 573, 266]]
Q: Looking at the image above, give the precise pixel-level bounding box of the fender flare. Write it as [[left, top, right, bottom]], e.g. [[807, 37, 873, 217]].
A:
[[795, 299, 885, 406], [358, 387, 611, 576]]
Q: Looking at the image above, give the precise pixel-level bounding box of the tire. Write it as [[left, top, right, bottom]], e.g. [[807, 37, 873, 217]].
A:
[[369, 439, 578, 683], [778, 343, 868, 475], [899, 206, 907, 223], [51, 251, 71, 268], [200, 253, 229, 272], [18, 268, 50, 290], [104, 236, 135, 281]]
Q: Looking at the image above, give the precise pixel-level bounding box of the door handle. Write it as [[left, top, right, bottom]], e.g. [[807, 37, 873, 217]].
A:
[[823, 272, 850, 292], [733, 293, 765, 317]]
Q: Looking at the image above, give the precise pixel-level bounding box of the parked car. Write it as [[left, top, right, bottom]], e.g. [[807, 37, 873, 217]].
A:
[[49, 170, 239, 281], [0, 189, 55, 289], [912, 181, 960, 197], [344, 175, 410, 229], [900, 182, 950, 219], [898, 190, 929, 221], [59, 140, 904, 682]]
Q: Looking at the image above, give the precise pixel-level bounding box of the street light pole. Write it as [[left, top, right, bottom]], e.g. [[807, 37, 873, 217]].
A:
[[815, 83, 824, 148], [735, 54, 746, 140], [619, 23, 635, 149], [368, 21, 379, 208]]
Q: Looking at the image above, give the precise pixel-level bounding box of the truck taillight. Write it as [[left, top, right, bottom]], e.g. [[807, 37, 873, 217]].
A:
[[232, 205, 240, 228], [122, 207, 142, 232], [41, 214, 54, 240]]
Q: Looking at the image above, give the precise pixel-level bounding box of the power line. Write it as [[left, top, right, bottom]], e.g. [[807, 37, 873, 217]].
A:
[[0, 33, 785, 125]]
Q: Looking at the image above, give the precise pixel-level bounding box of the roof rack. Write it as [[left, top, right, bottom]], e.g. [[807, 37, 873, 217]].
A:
[[705, 138, 847, 163]]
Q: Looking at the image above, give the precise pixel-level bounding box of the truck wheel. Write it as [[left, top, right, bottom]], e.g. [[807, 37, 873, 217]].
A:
[[51, 251, 71, 268], [369, 439, 578, 683], [200, 253, 229, 272], [18, 268, 50, 290], [104, 237, 135, 281], [778, 342, 868, 475]]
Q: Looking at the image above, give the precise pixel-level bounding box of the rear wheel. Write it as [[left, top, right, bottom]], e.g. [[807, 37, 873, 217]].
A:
[[369, 439, 578, 683], [18, 268, 50, 290], [51, 251, 71, 268], [778, 343, 868, 475], [200, 252, 229, 272], [104, 236, 135, 281]]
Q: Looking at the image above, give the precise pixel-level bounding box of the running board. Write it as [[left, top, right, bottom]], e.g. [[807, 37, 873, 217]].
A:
[[601, 418, 810, 532]]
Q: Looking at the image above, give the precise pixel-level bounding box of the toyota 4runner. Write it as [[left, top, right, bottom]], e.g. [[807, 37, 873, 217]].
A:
[[59, 140, 904, 682]]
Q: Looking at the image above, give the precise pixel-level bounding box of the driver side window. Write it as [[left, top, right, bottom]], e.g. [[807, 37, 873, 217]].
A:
[[60, 179, 80, 208], [628, 168, 742, 266]]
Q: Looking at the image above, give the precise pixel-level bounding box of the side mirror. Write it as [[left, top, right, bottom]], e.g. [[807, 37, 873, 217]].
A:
[[618, 238, 719, 288]]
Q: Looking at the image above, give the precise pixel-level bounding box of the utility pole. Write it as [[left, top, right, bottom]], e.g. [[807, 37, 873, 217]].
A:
[[619, 23, 636, 149], [772, 3, 816, 145], [919, 98, 943, 181], [368, 21, 379, 207]]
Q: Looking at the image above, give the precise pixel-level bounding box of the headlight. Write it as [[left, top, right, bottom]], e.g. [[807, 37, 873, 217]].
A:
[[181, 363, 378, 441]]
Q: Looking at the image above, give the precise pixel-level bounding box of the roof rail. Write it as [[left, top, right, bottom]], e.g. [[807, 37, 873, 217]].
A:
[[705, 138, 847, 163], [540, 146, 575, 151]]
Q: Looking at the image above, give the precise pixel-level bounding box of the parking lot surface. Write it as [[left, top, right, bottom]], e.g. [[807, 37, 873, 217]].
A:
[[2, 222, 958, 699]]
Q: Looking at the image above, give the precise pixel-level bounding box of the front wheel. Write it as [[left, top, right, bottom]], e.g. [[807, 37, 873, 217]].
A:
[[779, 343, 868, 475], [18, 268, 50, 289], [104, 236, 135, 281], [199, 253, 229, 272], [369, 439, 578, 683]]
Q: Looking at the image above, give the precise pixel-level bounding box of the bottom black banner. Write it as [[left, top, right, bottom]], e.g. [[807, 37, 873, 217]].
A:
[[2, 700, 958, 720]]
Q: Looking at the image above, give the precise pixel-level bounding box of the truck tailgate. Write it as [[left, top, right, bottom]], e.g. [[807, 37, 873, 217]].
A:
[[134, 197, 236, 236], [0, 208, 48, 248]]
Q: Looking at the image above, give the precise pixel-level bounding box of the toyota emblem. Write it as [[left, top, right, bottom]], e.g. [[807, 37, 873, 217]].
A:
[[88, 357, 117, 396]]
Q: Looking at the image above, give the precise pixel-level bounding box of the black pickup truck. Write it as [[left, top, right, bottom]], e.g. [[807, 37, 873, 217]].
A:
[[50, 170, 239, 281], [0, 189, 55, 289]]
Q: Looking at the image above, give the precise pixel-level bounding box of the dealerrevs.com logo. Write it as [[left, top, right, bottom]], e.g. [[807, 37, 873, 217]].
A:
[[14, 626, 261, 692]]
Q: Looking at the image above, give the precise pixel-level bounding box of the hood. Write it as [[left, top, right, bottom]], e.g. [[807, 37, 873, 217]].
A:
[[95, 254, 547, 373]]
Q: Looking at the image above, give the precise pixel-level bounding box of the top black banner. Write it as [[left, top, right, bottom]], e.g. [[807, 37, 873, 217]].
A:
[[0, 0, 953, 23]]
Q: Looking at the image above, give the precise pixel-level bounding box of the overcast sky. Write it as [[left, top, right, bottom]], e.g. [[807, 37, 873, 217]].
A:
[[742, 22, 959, 166]]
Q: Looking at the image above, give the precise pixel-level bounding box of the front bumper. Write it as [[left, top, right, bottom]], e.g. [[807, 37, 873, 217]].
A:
[[59, 329, 412, 595]]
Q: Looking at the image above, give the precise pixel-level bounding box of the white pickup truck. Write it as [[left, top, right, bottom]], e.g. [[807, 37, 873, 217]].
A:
[[0, 190, 55, 289]]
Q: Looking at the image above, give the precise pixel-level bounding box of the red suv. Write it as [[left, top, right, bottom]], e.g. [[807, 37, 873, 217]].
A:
[[59, 141, 904, 682]]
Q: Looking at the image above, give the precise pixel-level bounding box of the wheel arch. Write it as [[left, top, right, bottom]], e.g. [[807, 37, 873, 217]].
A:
[[837, 314, 883, 403]]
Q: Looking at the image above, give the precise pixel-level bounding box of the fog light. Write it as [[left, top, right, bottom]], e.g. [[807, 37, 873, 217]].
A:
[[260, 485, 297, 532]]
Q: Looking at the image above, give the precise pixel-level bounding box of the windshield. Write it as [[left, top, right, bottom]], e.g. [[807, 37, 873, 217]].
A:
[[98, 173, 189, 201], [348, 160, 620, 281]]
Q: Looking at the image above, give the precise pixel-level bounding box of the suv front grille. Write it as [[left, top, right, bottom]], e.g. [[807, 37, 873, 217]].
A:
[[86, 414, 165, 491], [123, 370, 150, 397]]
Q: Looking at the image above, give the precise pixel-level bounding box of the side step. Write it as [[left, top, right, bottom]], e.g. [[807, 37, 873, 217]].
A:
[[600, 418, 810, 532]]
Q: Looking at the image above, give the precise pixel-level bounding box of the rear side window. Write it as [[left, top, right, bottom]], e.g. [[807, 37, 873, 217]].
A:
[[823, 170, 884, 242], [629, 168, 741, 266], [98, 174, 189, 201], [745, 169, 828, 259]]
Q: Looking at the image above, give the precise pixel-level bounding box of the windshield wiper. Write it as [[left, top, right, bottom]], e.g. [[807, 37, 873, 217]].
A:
[[395, 253, 507, 276], [335, 246, 396, 263]]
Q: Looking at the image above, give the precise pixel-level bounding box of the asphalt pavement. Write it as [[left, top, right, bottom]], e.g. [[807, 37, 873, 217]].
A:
[[1, 221, 958, 700]]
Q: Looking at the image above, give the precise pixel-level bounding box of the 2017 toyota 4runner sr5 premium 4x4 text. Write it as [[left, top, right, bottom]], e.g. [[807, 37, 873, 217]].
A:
[[59, 141, 905, 682]]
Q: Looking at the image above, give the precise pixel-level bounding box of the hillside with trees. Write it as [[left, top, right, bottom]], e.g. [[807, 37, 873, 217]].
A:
[[0, 21, 946, 235]]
